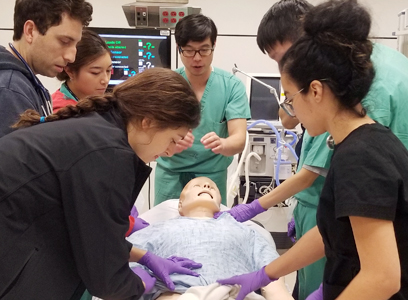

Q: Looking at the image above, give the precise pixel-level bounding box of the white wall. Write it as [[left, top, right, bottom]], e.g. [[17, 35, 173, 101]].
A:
[[1, 0, 405, 89], [1, 0, 406, 210]]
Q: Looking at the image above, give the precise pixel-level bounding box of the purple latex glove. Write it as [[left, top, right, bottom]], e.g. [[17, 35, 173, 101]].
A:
[[139, 252, 202, 290], [305, 283, 323, 300], [287, 217, 296, 243], [214, 199, 266, 222], [217, 266, 275, 300], [131, 266, 156, 294], [129, 205, 149, 235], [132, 217, 150, 233], [130, 205, 138, 218]]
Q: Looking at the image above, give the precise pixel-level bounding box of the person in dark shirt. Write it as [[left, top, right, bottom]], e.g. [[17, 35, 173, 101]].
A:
[[217, 1, 408, 300], [0, 68, 201, 300]]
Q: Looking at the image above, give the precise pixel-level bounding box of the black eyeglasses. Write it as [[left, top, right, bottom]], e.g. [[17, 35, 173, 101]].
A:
[[280, 88, 304, 117], [179, 47, 214, 57], [280, 78, 330, 117]]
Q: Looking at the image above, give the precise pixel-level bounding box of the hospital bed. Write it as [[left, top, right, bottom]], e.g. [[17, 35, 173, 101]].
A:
[[92, 200, 294, 300]]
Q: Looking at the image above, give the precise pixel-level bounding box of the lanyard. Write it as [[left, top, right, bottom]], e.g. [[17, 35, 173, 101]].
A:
[[8, 43, 53, 116]]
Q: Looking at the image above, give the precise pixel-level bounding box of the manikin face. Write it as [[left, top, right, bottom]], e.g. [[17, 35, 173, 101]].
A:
[[178, 37, 214, 77], [267, 40, 293, 63], [178, 177, 221, 216], [127, 120, 189, 163], [29, 13, 83, 77], [67, 52, 112, 99]]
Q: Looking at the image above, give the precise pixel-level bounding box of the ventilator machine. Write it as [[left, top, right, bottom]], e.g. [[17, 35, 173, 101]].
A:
[[229, 64, 299, 205]]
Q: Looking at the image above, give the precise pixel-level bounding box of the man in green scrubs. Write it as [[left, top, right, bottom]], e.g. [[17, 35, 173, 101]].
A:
[[155, 14, 251, 206]]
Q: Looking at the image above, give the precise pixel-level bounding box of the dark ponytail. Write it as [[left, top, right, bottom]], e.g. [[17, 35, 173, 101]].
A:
[[12, 94, 118, 128], [280, 0, 374, 114], [13, 68, 201, 131]]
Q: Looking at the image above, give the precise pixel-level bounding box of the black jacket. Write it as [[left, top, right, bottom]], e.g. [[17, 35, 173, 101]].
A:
[[0, 45, 45, 137], [0, 110, 150, 299]]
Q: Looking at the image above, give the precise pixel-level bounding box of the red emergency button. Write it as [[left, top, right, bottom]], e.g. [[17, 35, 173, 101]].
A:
[[171, 11, 177, 16], [162, 11, 168, 16], [171, 18, 177, 23], [179, 11, 185, 17], [163, 18, 169, 23]]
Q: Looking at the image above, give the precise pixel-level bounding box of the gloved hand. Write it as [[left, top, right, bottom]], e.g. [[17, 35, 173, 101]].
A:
[[130, 205, 138, 218], [126, 206, 150, 236], [217, 266, 275, 300], [305, 283, 323, 300], [131, 266, 156, 294], [287, 217, 296, 243], [139, 252, 202, 290], [214, 199, 266, 222]]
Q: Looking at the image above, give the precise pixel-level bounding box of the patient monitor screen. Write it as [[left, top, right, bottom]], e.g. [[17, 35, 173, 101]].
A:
[[249, 76, 281, 121], [89, 27, 171, 87]]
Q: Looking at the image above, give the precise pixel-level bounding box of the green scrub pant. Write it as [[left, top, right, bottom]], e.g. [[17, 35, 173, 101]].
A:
[[293, 201, 326, 300], [154, 164, 228, 206]]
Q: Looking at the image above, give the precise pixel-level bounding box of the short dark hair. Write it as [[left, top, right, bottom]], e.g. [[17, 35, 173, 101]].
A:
[[280, 0, 374, 114], [57, 29, 111, 81], [175, 14, 217, 47], [257, 0, 313, 54], [13, 0, 93, 41]]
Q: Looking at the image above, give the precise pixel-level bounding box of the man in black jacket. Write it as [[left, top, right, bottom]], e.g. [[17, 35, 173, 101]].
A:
[[0, 0, 93, 137]]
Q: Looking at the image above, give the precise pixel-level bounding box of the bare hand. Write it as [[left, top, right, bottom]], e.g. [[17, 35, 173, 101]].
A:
[[201, 132, 225, 154], [175, 130, 194, 154]]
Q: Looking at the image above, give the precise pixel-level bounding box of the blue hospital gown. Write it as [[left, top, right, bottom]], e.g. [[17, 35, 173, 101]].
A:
[[127, 213, 279, 299]]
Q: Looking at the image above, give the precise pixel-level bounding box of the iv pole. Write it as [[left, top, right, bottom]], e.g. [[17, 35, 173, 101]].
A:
[[232, 63, 281, 105]]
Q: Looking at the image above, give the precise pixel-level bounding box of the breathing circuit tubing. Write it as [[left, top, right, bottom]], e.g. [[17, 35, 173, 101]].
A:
[[229, 120, 299, 204]]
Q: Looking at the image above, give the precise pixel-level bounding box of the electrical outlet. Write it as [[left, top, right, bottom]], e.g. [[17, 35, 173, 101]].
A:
[[135, 6, 148, 27], [159, 7, 188, 28]]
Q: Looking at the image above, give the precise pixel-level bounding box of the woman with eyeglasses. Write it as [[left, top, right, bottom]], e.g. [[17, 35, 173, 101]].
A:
[[154, 13, 251, 207], [217, 0, 408, 300]]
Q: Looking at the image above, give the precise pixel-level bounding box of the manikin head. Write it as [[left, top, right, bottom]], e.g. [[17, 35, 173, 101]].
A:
[[178, 177, 221, 218]]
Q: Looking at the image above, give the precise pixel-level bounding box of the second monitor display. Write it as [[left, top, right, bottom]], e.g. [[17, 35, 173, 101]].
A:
[[89, 27, 171, 87], [248, 75, 281, 121]]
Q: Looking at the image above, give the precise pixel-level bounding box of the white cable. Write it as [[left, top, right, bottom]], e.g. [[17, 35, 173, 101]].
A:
[[243, 151, 261, 204], [227, 131, 249, 204]]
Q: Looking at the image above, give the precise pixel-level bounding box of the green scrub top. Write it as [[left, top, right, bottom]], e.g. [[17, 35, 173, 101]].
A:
[[155, 67, 250, 205], [362, 43, 408, 149], [294, 131, 332, 208], [60, 82, 77, 100], [157, 67, 251, 173]]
